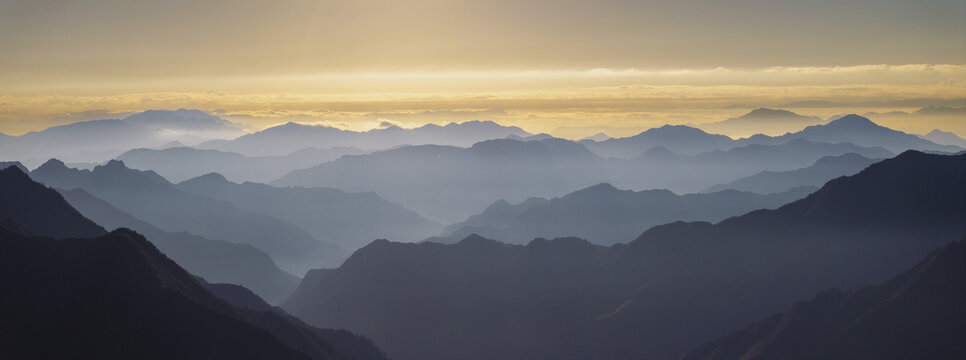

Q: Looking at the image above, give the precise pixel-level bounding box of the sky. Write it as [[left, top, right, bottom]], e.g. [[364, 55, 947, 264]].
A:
[[0, 0, 964, 137]]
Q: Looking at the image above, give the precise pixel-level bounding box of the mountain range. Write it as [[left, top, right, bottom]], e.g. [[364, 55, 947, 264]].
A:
[[29, 159, 344, 275], [199, 120, 531, 156], [0, 109, 245, 168], [274, 134, 894, 222], [177, 172, 442, 251], [117, 146, 364, 183], [702, 152, 878, 194], [281, 151, 966, 360], [432, 183, 816, 246]]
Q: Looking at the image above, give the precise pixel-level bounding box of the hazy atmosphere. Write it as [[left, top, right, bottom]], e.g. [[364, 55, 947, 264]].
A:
[[1, 1, 964, 359]]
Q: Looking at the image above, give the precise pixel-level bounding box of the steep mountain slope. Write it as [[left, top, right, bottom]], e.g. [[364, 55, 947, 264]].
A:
[[0, 226, 398, 360], [178, 173, 442, 250], [703, 152, 878, 193], [282, 151, 966, 360], [682, 237, 966, 360], [117, 146, 363, 183], [737, 114, 960, 153], [200, 120, 530, 156], [58, 188, 299, 303], [30, 159, 343, 274], [0, 166, 105, 239], [580, 124, 735, 158], [434, 184, 815, 245]]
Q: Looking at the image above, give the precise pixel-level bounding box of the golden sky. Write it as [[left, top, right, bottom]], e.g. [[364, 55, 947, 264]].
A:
[[0, 0, 964, 137]]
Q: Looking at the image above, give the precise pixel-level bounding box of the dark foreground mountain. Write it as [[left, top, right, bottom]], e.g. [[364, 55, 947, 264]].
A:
[[682, 237, 966, 360], [178, 173, 441, 250], [117, 146, 364, 183], [702, 152, 878, 194], [0, 165, 105, 239], [434, 183, 815, 246], [58, 188, 298, 303], [282, 151, 966, 360], [0, 227, 388, 360], [30, 159, 343, 274]]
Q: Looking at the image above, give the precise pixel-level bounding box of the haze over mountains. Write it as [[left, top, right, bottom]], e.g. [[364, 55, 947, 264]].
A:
[[29, 159, 345, 275], [1, 106, 964, 359], [432, 183, 816, 245], [0, 167, 388, 359], [0, 109, 244, 168], [177, 173, 442, 250], [199, 120, 531, 156], [282, 151, 966, 360], [57, 187, 299, 303], [117, 146, 364, 183], [703, 152, 878, 194]]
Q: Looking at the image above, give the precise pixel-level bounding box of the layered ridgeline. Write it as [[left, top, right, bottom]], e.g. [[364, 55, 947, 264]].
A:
[[0, 165, 388, 359], [683, 237, 966, 360], [580, 113, 958, 159], [117, 146, 364, 183], [177, 173, 442, 251], [281, 151, 966, 360], [433, 183, 815, 246], [274, 136, 890, 223], [199, 120, 531, 156], [58, 188, 298, 303], [702, 152, 878, 194], [29, 159, 344, 275], [0, 109, 245, 168]]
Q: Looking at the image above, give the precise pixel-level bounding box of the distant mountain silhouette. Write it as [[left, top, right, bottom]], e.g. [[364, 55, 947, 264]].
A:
[[700, 108, 825, 137], [616, 139, 893, 193], [433, 183, 815, 245], [274, 137, 893, 221], [0, 166, 105, 238], [273, 138, 608, 223], [178, 172, 442, 250], [117, 146, 364, 183], [581, 132, 612, 141], [200, 120, 530, 156], [58, 187, 298, 303], [737, 114, 961, 153], [30, 159, 343, 275], [0, 109, 245, 168], [0, 228, 382, 360], [683, 237, 966, 360], [580, 124, 735, 158], [282, 151, 966, 360], [920, 129, 966, 148], [703, 152, 878, 193]]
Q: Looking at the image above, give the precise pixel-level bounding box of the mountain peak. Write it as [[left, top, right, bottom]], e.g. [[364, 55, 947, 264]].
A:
[[743, 108, 800, 118], [826, 114, 877, 128], [181, 172, 231, 187]]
